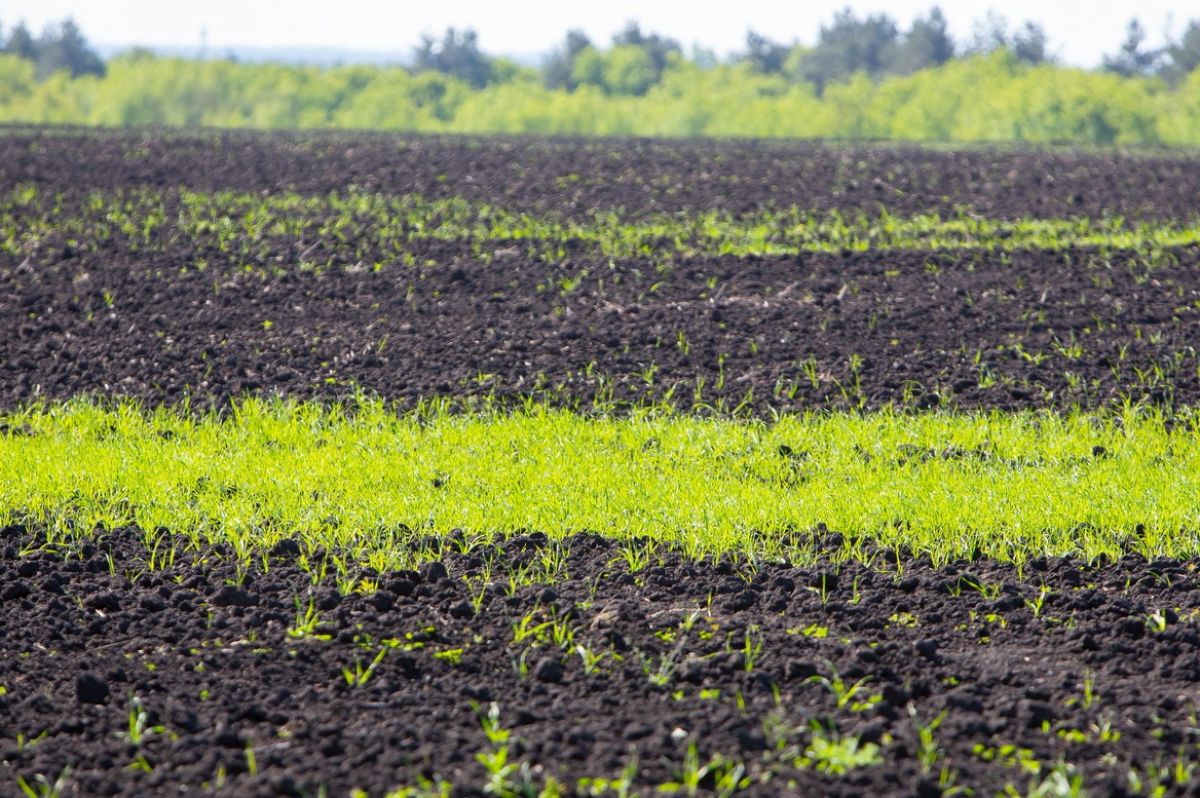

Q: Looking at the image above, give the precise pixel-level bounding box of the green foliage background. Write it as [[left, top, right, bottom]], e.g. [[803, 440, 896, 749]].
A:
[[0, 49, 1198, 144]]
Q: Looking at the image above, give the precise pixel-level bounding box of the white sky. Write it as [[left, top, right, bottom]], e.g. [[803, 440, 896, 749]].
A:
[[0, 0, 1189, 67]]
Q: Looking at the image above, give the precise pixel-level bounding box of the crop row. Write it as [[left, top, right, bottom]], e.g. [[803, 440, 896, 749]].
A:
[[4, 400, 1200, 569], [4, 186, 1198, 272]]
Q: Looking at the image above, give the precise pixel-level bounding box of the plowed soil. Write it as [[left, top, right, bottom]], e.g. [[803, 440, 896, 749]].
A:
[[5, 128, 1200, 221], [4, 130, 1200, 796], [3, 527, 1199, 797], [2, 130, 1200, 412], [6, 242, 1200, 412]]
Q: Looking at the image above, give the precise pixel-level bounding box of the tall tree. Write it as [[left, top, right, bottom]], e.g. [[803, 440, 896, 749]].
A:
[[413, 27, 493, 88], [543, 29, 592, 90], [888, 7, 955, 74], [5, 21, 38, 62], [798, 8, 899, 92], [1103, 19, 1162, 77], [1011, 21, 1050, 64], [1160, 19, 1200, 83], [742, 30, 790, 74], [36, 18, 105, 78], [611, 21, 680, 80]]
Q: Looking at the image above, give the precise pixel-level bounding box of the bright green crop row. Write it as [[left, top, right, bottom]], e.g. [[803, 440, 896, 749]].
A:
[[5, 185, 1199, 267], [3, 400, 1199, 570]]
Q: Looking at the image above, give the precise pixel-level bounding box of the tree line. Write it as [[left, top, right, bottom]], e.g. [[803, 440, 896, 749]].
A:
[[1, 10, 1199, 145], [418, 10, 1198, 94]]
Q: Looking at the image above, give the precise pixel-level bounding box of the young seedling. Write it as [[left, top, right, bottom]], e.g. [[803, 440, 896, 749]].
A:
[[574, 644, 610, 675], [476, 745, 520, 796], [288, 596, 331, 640], [14, 769, 71, 798], [660, 742, 746, 798], [549, 614, 576, 650], [127, 753, 153, 773], [910, 706, 948, 773], [638, 648, 679, 688], [512, 610, 553, 646], [342, 647, 388, 688], [121, 696, 165, 746], [432, 648, 464, 665], [805, 665, 875, 711], [576, 758, 638, 798], [1025, 585, 1053, 618], [476, 702, 511, 746], [741, 625, 763, 672], [616, 540, 656, 574], [956, 574, 1003, 600], [1003, 762, 1085, 798], [1146, 609, 1173, 634], [14, 730, 48, 751], [1064, 670, 1099, 710], [243, 743, 258, 777], [465, 577, 490, 615]]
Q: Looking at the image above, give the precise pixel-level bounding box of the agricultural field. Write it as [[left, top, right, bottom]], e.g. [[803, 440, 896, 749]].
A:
[[3, 129, 1200, 797]]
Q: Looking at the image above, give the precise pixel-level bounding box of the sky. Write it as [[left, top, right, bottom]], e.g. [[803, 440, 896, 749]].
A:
[[0, 0, 1189, 67]]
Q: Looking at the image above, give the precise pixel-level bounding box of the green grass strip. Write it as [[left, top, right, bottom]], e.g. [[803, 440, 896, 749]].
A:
[[2, 399, 1199, 569]]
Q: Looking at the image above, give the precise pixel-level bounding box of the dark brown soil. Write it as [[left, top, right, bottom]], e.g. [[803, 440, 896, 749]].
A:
[[2, 527, 1198, 797], [4, 234, 1200, 412], [5, 128, 1200, 222], [4, 131, 1200, 413]]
